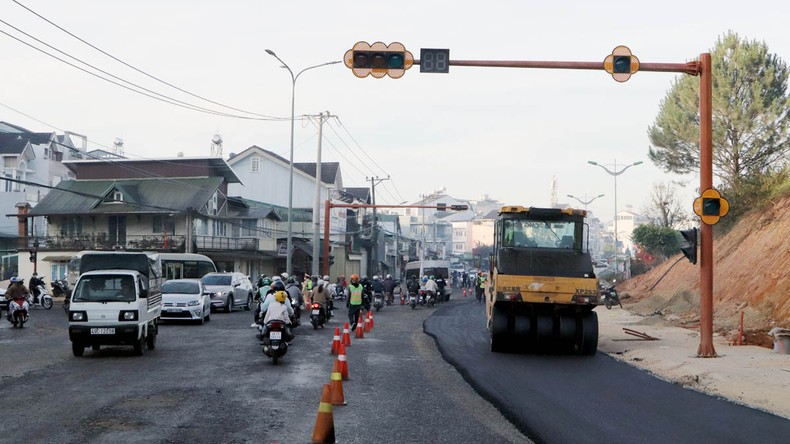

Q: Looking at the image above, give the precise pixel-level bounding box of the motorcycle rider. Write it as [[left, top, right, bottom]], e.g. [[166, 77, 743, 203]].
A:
[[360, 276, 373, 311], [424, 275, 438, 302], [302, 273, 314, 304], [311, 279, 330, 320], [259, 280, 290, 321], [29, 272, 45, 303], [5, 276, 29, 321], [435, 275, 447, 302], [406, 276, 420, 303], [345, 274, 364, 330], [371, 275, 385, 307], [252, 277, 273, 327], [382, 274, 396, 305], [262, 290, 294, 342]]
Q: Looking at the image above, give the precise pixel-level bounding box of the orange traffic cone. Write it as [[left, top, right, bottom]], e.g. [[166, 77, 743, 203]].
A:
[[330, 328, 341, 355], [336, 343, 349, 380], [363, 312, 371, 333], [355, 313, 365, 338], [311, 384, 336, 443], [329, 363, 347, 406], [341, 322, 352, 346], [368, 311, 374, 330]]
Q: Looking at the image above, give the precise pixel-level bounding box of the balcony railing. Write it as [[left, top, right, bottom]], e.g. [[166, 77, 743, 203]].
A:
[[26, 233, 271, 253], [194, 235, 258, 252]]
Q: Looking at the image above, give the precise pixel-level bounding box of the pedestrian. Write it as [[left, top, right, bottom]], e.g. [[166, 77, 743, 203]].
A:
[[346, 274, 364, 330]]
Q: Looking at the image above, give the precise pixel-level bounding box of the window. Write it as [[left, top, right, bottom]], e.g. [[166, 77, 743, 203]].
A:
[[59, 217, 83, 237], [213, 219, 227, 237], [112, 190, 123, 202], [152, 215, 176, 235], [241, 219, 257, 236], [250, 156, 260, 173]]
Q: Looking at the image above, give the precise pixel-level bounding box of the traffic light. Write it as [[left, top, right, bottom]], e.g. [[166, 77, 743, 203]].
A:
[[679, 228, 698, 265], [29, 249, 37, 263], [450, 205, 469, 211], [603, 45, 640, 82], [353, 51, 404, 69], [344, 41, 414, 78], [693, 188, 730, 225], [437, 203, 447, 212]]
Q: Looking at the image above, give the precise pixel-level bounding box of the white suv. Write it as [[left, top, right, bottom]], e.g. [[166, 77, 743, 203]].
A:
[[200, 272, 254, 312]]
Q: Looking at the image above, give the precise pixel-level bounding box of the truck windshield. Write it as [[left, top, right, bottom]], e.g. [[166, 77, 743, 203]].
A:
[[503, 219, 577, 249], [73, 275, 136, 303]]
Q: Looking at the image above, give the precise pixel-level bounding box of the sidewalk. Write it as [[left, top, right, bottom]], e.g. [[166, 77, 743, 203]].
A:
[[596, 307, 790, 419]]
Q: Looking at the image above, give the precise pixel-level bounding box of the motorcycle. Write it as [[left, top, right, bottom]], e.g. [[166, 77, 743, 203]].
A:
[[373, 292, 384, 312], [261, 320, 289, 364], [409, 291, 418, 309], [309, 302, 328, 329], [602, 284, 621, 309], [30, 284, 53, 310], [332, 285, 345, 301], [7, 296, 30, 328], [52, 279, 71, 313]]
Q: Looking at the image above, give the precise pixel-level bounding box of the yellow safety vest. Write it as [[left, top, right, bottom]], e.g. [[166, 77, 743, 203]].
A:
[[349, 283, 363, 306]]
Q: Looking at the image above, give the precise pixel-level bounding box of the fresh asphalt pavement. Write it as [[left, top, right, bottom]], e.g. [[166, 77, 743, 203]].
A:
[[425, 298, 790, 444]]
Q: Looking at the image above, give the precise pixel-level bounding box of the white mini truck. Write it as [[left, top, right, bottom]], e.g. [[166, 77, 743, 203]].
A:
[[68, 252, 162, 357]]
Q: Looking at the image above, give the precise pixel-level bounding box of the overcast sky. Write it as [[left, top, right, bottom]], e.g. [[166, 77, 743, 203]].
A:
[[2, 1, 789, 222]]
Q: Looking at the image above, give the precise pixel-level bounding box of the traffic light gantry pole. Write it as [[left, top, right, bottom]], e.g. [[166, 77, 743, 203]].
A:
[[322, 202, 467, 277]]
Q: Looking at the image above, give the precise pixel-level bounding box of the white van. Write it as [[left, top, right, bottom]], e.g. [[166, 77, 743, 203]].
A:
[[68, 252, 162, 357], [404, 260, 452, 299]]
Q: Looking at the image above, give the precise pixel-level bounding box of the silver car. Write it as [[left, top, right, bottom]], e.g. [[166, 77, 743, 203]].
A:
[[200, 272, 254, 312], [161, 279, 212, 324]]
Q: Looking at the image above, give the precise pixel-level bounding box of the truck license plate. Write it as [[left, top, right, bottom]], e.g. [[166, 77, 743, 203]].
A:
[[270, 331, 282, 340], [91, 328, 115, 335]]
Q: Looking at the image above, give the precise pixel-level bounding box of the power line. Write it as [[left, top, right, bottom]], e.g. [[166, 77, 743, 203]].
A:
[[0, 25, 284, 121], [11, 0, 279, 120]]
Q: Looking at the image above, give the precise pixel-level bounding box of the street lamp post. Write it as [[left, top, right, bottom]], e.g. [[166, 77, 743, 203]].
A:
[[567, 193, 605, 211], [265, 50, 340, 276], [587, 160, 642, 278]]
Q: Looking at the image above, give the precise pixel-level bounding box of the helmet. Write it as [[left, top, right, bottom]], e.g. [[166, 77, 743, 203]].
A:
[[274, 291, 287, 303], [287, 277, 296, 284], [10, 276, 21, 283], [280, 272, 289, 280], [386, 274, 392, 279], [317, 280, 325, 287], [373, 275, 379, 281], [430, 275, 435, 280], [421, 276, 428, 283], [272, 280, 285, 291], [272, 276, 282, 282], [323, 275, 329, 281], [262, 277, 272, 286], [350, 274, 359, 283]]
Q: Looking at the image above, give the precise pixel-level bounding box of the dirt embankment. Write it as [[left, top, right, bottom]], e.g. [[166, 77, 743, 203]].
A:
[[618, 196, 790, 348]]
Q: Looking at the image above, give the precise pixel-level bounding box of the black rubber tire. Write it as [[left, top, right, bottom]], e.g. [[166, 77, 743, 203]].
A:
[[146, 326, 157, 350], [245, 294, 252, 311], [490, 306, 509, 352], [578, 311, 599, 356], [134, 334, 145, 356], [43, 298, 53, 309], [272, 354, 279, 365], [226, 296, 234, 313], [72, 342, 85, 357], [605, 298, 612, 310]]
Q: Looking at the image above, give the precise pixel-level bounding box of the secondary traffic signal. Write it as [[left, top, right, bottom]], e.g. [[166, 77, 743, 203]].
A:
[[603, 45, 640, 82], [679, 228, 698, 265], [693, 188, 730, 225], [344, 41, 414, 78], [29, 249, 37, 262]]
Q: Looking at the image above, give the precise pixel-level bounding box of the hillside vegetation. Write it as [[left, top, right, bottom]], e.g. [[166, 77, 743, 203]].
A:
[[619, 195, 790, 347]]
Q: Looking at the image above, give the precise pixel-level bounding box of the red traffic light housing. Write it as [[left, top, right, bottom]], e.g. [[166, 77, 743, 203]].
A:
[[679, 228, 698, 265]]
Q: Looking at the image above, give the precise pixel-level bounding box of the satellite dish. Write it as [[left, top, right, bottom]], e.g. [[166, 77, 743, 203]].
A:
[[212, 134, 223, 145], [114, 138, 124, 146]]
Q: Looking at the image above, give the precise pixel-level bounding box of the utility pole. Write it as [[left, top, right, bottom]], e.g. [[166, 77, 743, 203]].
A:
[[311, 111, 333, 277], [368, 176, 390, 277]]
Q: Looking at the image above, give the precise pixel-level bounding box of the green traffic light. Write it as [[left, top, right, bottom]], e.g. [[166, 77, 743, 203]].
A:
[[388, 53, 404, 69], [702, 198, 721, 216], [613, 55, 631, 74]]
